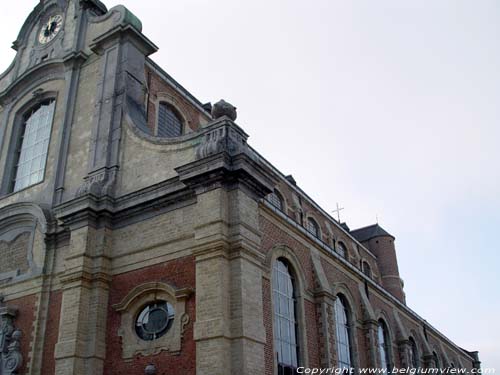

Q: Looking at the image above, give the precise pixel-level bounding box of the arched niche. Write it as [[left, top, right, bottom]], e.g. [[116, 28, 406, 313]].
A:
[[0, 202, 53, 283]]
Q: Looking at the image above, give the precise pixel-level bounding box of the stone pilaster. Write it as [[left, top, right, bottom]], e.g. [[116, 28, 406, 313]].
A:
[[53, 201, 112, 375], [315, 292, 336, 368], [364, 319, 379, 368], [177, 118, 277, 375], [422, 354, 436, 369], [397, 339, 411, 369], [76, 22, 157, 198]]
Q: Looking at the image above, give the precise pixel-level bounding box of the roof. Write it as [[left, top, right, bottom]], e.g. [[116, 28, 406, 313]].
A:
[[350, 223, 395, 242]]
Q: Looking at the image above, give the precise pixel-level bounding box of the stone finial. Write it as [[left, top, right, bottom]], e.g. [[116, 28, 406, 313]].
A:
[[211, 99, 237, 121], [145, 364, 157, 375]]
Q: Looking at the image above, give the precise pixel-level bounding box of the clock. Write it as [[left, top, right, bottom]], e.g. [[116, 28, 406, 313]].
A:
[[38, 14, 63, 45]]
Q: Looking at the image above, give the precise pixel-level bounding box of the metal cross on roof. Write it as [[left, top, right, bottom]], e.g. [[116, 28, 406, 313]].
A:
[[332, 202, 344, 222]]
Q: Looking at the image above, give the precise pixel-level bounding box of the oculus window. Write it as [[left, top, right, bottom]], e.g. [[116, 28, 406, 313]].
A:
[[135, 301, 175, 341]]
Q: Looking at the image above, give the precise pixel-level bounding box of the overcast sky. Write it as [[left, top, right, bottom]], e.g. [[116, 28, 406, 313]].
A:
[[1, 0, 498, 369]]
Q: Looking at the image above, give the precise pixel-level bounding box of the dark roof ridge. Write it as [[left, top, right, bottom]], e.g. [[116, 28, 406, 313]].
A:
[[351, 223, 395, 242]]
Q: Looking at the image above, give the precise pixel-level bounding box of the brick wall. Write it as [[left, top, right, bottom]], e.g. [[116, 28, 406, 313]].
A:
[[260, 214, 322, 371], [145, 67, 208, 135], [41, 290, 62, 374], [103, 256, 196, 375]]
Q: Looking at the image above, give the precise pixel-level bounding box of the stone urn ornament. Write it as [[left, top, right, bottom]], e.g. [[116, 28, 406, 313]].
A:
[[211, 99, 237, 121]]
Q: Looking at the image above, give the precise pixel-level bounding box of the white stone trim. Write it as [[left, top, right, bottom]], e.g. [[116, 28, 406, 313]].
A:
[[113, 281, 192, 361]]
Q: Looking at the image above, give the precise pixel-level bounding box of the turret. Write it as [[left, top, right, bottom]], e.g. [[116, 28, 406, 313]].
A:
[[351, 224, 406, 303]]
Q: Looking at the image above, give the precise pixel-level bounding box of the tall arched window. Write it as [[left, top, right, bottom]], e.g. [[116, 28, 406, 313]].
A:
[[377, 320, 391, 370], [267, 189, 284, 211], [273, 259, 299, 373], [336, 242, 347, 259], [157, 102, 183, 137], [433, 351, 440, 369], [408, 337, 419, 368], [11, 100, 55, 192], [362, 261, 372, 278], [335, 295, 353, 369], [306, 217, 319, 238]]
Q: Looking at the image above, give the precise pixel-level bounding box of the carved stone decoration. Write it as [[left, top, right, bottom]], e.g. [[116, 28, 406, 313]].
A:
[[75, 169, 118, 198], [211, 99, 237, 121], [0, 298, 23, 375], [113, 282, 193, 361], [196, 121, 249, 160]]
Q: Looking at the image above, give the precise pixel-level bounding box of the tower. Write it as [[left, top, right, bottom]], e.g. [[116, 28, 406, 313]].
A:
[[351, 224, 406, 303]]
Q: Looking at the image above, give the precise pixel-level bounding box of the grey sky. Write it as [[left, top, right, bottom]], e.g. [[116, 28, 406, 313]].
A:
[[1, 0, 498, 369]]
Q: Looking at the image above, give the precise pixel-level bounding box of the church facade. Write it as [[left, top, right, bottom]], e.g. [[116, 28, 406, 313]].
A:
[[0, 1, 481, 374]]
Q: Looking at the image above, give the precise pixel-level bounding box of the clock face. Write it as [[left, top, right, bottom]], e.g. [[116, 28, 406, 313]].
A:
[[38, 14, 63, 45]]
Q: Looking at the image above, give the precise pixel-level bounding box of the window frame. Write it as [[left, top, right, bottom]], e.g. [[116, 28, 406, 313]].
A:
[[267, 189, 285, 211], [1, 96, 57, 195], [335, 294, 354, 370], [155, 100, 185, 138], [336, 241, 348, 259], [113, 282, 192, 360], [377, 319, 391, 370], [362, 261, 372, 278], [134, 300, 176, 341], [272, 258, 300, 373], [306, 217, 320, 238], [408, 337, 419, 368], [433, 351, 441, 369]]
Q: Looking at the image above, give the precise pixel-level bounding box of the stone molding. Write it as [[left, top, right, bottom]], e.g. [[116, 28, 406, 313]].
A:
[[113, 282, 192, 361], [195, 118, 248, 160]]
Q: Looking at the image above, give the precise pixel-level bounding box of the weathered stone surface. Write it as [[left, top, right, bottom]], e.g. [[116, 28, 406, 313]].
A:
[[211, 99, 237, 121], [0, 1, 480, 375]]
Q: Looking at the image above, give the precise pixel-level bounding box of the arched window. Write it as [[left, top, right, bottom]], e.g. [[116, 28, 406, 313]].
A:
[[306, 217, 320, 238], [336, 242, 347, 259], [273, 258, 299, 372], [408, 337, 419, 368], [362, 261, 372, 278], [335, 295, 353, 369], [377, 320, 391, 370], [11, 100, 55, 192], [433, 351, 440, 369], [157, 102, 183, 137], [267, 189, 284, 211]]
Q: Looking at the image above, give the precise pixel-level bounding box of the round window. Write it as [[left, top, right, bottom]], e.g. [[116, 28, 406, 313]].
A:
[[135, 301, 175, 341]]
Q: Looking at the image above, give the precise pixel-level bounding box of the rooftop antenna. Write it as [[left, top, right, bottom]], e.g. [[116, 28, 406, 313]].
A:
[[332, 202, 344, 222]]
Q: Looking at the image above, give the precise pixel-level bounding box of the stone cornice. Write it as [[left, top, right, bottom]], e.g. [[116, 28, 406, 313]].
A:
[[89, 24, 158, 56]]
